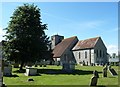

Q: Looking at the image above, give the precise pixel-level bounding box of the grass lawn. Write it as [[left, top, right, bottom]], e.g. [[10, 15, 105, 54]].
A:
[[3, 65, 119, 86]]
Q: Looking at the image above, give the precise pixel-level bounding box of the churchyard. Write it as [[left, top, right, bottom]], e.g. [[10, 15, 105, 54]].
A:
[[3, 65, 118, 86]]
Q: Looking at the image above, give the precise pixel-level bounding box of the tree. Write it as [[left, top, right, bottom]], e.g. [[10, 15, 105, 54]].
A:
[[3, 3, 51, 70]]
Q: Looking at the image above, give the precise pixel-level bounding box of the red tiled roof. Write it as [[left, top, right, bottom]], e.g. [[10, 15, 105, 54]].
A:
[[53, 36, 77, 58], [72, 37, 100, 50]]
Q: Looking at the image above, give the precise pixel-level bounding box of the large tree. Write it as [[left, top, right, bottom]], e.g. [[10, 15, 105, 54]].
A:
[[3, 4, 51, 70]]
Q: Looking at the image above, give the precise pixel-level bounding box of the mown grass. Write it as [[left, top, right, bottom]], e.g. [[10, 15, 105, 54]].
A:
[[3, 65, 119, 86]]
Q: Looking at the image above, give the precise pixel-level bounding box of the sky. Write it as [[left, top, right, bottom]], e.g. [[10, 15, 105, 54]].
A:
[[0, 2, 118, 55]]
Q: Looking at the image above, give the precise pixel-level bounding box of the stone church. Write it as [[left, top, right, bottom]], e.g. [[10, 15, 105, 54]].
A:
[[51, 34, 108, 66]]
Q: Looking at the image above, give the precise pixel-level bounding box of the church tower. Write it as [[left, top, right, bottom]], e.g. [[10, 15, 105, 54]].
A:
[[51, 34, 64, 49]]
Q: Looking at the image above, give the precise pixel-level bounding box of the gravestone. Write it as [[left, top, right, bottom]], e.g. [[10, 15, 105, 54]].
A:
[[90, 76, 98, 86], [93, 70, 99, 78], [90, 71, 98, 86], [62, 63, 70, 70], [3, 61, 12, 76], [69, 61, 75, 70], [24, 67, 37, 76], [103, 67, 107, 77], [3, 66, 12, 76], [109, 68, 117, 76]]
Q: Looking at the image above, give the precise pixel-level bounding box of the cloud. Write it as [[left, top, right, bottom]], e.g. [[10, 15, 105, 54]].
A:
[[78, 20, 105, 30], [107, 45, 118, 55]]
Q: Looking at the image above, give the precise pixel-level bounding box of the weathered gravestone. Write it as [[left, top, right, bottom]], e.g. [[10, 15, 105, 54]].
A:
[[62, 63, 70, 70], [93, 70, 99, 78], [69, 61, 75, 70], [4, 66, 12, 76], [90, 70, 98, 86], [103, 67, 107, 77], [62, 62, 75, 71], [24, 67, 37, 76], [3, 61, 12, 76]]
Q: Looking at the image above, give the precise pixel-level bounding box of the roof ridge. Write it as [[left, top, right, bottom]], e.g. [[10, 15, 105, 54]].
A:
[[63, 36, 77, 41], [80, 36, 100, 41], [53, 36, 77, 58], [72, 36, 101, 51], [93, 37, 100, 47]]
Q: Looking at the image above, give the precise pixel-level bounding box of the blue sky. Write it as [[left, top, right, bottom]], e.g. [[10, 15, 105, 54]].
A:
[[0, 2, 118, 55]]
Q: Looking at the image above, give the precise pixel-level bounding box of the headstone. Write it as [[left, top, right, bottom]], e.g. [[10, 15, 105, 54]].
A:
[[24, 67, 37, 76], [103, 67, 107, 77], [93, 70, 99, 78], [109, 68, 117, 76], [69, 61, 75, 70], [3, 66, 12, 76], [62, 63, 70, 70], [90, 76, 98, 86]]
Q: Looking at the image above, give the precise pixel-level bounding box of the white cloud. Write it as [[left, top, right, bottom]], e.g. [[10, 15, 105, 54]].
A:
[[107, 45, 118, 55], [78, 20, 105, 30]]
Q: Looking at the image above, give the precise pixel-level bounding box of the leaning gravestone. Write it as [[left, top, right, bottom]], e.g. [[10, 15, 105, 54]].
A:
[[109, 68, 117, 76], [90, 70, 98, 86], [103, 67, 107, 77]]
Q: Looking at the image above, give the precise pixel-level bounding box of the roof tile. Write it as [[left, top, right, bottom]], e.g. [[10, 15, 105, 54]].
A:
[[72, 37, 100, 50], [53, 36, 77, 58]]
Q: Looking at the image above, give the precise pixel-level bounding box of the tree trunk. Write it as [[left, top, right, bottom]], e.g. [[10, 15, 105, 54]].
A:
[[19, 61, 24, 71]]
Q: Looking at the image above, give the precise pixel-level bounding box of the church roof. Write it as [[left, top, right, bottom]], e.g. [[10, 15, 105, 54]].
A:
[[53, 36, 77, 58], [72, 37, 100, 50]]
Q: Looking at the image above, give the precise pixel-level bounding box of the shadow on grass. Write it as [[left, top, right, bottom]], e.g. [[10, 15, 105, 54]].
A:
[[37, 69, 102, 75], [13, 69, 26, 73], [13, 69, 102, 75], [4, 74, 19, 77]]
